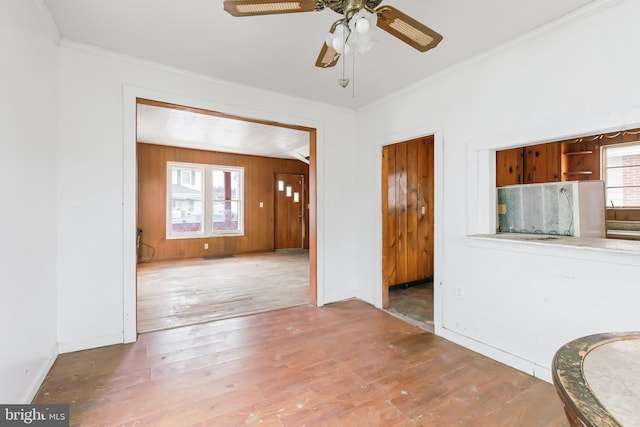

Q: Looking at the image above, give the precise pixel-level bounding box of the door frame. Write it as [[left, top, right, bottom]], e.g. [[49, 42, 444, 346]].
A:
[[377, 131, 444, 327], [381, 136, 435, 308], [123, 86, 319, 343]]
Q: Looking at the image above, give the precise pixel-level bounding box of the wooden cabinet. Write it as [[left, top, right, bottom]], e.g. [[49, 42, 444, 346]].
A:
[[496, 143, 561, 186], [561, 139, 601, 181], [496, 147, 524, 186], [382, 136, 434, 295]]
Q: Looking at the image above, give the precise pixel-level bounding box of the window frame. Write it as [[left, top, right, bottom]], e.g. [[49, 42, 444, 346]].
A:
[[166, 161, 245, 239], [602, 140, 640, 209]]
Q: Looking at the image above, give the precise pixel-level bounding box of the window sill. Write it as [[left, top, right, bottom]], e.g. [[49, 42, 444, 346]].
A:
[[167, 232, 244, 240], [468, 233, 640, 265]]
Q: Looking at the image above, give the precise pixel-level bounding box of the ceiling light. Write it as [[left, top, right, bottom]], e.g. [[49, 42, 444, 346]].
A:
[[355, 17, 369, 33]]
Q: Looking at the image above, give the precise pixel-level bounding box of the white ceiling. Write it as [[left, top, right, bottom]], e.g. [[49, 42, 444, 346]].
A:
[[42, 0, 598, 158], [137, 103, 311, 160]]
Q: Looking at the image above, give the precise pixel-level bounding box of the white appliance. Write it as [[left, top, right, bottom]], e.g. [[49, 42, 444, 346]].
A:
[[497, 180, 606, 238]]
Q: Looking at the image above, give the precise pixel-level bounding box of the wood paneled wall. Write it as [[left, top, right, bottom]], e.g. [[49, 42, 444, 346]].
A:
[[137, 143, 309, 262], [382, 136, 434, 300]]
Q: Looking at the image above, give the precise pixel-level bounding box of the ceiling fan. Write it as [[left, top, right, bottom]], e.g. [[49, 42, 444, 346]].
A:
[[223, 0, 443, 68]]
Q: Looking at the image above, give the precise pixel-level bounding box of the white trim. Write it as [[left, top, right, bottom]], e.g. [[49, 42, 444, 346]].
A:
[[432, 132, 445, 332], [373, 128, 445, 333], [22, 344, 58, 404], [122, 86, 138, 343], [466, 106, 640, 237], [58, 332, 124, 354], [123, 85, 325, 339], [32, 0, 62, 43]]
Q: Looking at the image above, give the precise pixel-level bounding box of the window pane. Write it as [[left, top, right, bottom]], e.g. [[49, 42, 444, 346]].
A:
[[607, 186, 640, 208], [170, 166, 203, 233], [212, 201, 239, 231], [229, 170, 240, 200], [605, 144, 640, 207], [212, 170, 226, 200]]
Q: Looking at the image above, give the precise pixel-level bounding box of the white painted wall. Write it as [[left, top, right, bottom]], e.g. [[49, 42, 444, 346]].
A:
[[357, 0, 640, 381], [8, 0, 640, 401], [54, 42, 359, 351], [0, 0, 59, 403]]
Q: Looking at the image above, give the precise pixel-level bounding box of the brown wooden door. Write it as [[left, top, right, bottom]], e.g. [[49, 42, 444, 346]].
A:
[[275, 173, 304, 249], [382, 136, 434, 306]]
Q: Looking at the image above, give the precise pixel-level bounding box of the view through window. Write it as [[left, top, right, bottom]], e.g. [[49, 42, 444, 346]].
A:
[[167, 162, 244, 238], [603, 142, 640, 208]]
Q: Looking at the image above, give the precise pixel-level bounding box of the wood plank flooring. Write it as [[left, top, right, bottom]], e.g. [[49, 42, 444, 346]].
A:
[[387, 281, 434, 331], [137, 250, 309, 333], [34, 299, 568, 426]]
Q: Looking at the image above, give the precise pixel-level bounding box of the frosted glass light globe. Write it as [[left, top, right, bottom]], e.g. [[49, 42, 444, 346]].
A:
[[355, 17, 369, 33], [331, 37, 344, 51]]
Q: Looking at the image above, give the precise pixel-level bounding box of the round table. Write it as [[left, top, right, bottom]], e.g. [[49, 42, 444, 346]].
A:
[[552, 332, 640, 427]]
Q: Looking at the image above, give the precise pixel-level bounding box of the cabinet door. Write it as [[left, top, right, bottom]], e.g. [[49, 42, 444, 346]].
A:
[[524, 143, 561, 183], [496, 147, 524, 186], [496, 143, 561, 186]]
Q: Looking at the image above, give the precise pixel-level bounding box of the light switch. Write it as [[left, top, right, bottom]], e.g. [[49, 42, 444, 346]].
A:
[[259, 202, 263, 208]]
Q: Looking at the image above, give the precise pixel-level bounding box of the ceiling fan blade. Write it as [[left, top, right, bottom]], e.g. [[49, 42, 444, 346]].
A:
[[315, 20, 344, 68], [315, 43, 340, 68], [376, 5, 442, 52], [224, 0, 320, 17]]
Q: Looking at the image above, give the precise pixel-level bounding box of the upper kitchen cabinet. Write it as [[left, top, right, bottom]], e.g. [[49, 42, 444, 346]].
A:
[[560, 137, 601, 181], [496, 143, 561, 187]]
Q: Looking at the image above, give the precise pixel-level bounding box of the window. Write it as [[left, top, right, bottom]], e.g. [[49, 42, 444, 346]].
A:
[[603, 142, 640, 208], [167, 162, 244, 238]]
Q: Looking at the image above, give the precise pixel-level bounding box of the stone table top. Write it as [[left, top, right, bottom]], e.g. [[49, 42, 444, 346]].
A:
[[553, 332, 640, 427]]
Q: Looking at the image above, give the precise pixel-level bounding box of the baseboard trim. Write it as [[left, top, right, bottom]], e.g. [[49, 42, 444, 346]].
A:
[[435, 325, 552, 383], [58, 332, 124, 354], [25, 344, 58, 403]]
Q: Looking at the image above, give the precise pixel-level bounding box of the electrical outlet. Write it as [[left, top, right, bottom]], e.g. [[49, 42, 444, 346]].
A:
[[204, 243, 209, 250], [455, 287, 463, 299]]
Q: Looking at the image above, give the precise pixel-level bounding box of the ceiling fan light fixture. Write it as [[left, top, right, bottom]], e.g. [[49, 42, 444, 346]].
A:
[[355, 17, 369, 33], [326, 22, 351, 54], [347, 9, 377, 53]]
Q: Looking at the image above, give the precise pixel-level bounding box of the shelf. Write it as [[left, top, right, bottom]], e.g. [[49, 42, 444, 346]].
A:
[[563, 171, 593, 175], [563, 151, 593, 155]]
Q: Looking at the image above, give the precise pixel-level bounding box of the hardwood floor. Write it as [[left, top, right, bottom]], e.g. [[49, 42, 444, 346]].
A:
[[137, 250, 309, 333], [34, 300, 568, 426], [387, 281, 434, 331]]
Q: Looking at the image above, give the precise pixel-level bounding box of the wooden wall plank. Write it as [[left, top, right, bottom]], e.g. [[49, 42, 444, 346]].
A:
[[395, 142, 409, 284], [382, 145, 397, 290], [406, 140, 419, 280], [382, 136, 435, 294], [137, 143, 308, 262]]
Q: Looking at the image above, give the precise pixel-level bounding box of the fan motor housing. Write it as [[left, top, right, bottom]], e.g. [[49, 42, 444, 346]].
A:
[[324, 0, 383, 18]]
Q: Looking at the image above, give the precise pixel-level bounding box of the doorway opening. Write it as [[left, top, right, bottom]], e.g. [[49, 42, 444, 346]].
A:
[[135, 98, 317, 333], [381, 136, 435, 330]]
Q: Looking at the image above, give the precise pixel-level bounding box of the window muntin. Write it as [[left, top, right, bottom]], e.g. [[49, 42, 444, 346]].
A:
[[167, 162, 244, 238], [603, 143, 640, 208]]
